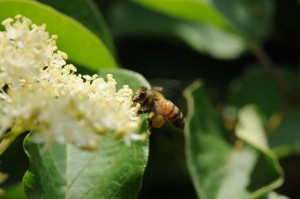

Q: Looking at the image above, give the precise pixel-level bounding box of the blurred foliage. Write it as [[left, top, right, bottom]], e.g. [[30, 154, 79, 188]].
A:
[[108, 1, 247, 59], [0, 0, 299, 198], [184, 82, 282, 198], [0, 0, 117, 70]]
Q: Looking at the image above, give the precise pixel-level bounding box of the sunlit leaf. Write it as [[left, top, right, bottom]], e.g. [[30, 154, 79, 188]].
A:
[[236, 105, 269, 151], [98, 68, 150, 91], [236, 105, 283, 198], [0, 0, 117, 70], [259, 191, 290, 199], [110, 1, 246, 59], [131, 0, 231, 29], [184, 81, 283, 199], [37, 0, 116, 54], [132, 0, 274, 41], [130, 0, 274, 58]]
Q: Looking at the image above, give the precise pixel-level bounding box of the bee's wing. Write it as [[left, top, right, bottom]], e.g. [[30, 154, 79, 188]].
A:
[[149, 79, 181, 98], [151, 86, 164, 92]]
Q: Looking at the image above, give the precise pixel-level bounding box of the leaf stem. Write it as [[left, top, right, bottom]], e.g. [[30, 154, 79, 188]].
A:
[[0, 124, 25, 155], [0, 134, 18, 155]]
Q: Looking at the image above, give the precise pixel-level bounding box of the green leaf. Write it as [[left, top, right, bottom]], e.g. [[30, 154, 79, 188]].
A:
[[0, 0, 117, 70], [132, 0, 274, 41], [184, 81, 283, 199], [228, 66, 286, 117], [129, 0, 274, 58], [23, 69, 150, 199], [37, 0, 116, 54], [259, 191, 290, 199], [269, 108, 300, 157], [110, 1, 246, 59], [213, 0, 274, 41], [235, 105, 283, 198], [131, 0, 231, 30], [227, 66, 300, 157], [236, 105, 269, 151], [23, 137, 148, 199], [98, 68, 150, 91]]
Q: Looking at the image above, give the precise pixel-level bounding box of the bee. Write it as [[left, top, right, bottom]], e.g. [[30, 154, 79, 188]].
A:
[[133, 87, 185, 131]]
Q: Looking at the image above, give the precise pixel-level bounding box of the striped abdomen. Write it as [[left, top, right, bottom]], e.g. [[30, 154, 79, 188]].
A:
[[157, 99, 185, 129]]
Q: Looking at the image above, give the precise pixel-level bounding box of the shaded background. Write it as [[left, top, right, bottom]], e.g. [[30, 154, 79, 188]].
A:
[[101, 0, 299, 198], [96, 1, 300, 198]]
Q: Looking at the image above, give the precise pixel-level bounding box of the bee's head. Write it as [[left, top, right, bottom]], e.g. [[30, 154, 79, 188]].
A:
[[133, 87, 148, 103]]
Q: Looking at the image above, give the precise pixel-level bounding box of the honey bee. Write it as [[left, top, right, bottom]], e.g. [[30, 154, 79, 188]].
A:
[[133, 87, 185, 131]]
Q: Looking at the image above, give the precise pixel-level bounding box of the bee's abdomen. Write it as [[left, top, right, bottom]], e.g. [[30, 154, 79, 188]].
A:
[[163, 101, 185, 129], [168, 109, 185, 129]]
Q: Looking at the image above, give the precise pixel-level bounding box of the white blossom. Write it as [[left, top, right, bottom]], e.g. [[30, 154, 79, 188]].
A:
[[0, 15, 145, 149]]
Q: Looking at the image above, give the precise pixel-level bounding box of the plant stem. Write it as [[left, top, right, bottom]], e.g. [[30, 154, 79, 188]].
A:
[[0, 134, 18, 155], [0, 124, 25, 155], [251, 43, 291, 96]]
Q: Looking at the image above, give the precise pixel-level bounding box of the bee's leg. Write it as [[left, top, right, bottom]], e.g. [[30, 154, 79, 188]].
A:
[[148, 113, 165, 131]]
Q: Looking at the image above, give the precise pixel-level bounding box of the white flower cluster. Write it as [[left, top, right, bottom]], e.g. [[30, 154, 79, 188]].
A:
[[0, 15, 144, 149]]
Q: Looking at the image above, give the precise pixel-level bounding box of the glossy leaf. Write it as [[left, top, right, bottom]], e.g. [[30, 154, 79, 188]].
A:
[[130, 0, 274, 58], [131, 0, 231, 30], [184, 81, 283, 199], [0, 0, 117, 70], [110, 1, 246, 59], [37, 0, 116, 54], [132, 0, 274, 41], [98, 68, 150, 91], [23, 69, 150, 199]]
